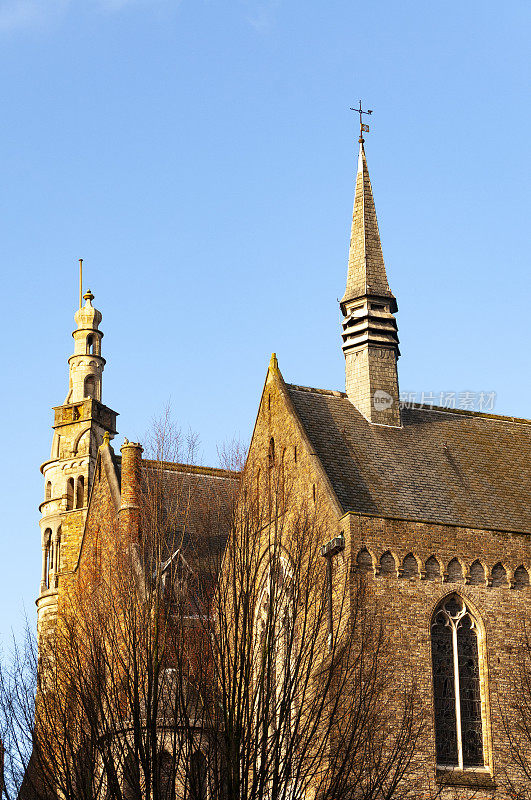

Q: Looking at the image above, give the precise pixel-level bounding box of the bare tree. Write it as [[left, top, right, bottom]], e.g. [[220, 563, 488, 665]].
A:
[[0, 419, 439, 800], [497, 625, 531, 799]]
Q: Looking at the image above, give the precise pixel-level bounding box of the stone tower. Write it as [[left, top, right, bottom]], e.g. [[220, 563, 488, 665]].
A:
[[340, 137, 401, 426], [37, 289, 118, 640]]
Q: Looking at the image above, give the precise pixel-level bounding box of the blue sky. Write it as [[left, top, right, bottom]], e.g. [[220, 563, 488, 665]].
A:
[[0, 0, 529, 642]]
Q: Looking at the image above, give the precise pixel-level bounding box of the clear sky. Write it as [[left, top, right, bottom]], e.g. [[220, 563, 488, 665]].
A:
[[0, 0, 529, 643]]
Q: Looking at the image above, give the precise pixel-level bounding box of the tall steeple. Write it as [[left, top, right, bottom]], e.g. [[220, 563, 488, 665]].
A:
[[340, 136, 401, 426], [37, 286, 118, 641]]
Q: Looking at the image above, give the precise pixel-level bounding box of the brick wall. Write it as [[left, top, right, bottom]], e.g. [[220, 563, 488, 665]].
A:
[[348, 512, 531, 797]]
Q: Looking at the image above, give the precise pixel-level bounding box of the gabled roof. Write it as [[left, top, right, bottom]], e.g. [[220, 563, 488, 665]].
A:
[[286, 384, 531, 534]]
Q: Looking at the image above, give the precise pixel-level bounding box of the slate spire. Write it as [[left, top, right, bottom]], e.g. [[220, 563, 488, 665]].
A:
[[341, 140, 396, 313], [340, 139, 401, 426]]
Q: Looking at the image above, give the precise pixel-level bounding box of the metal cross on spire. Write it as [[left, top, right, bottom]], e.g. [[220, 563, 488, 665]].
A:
[[350, 100, 372, 143]]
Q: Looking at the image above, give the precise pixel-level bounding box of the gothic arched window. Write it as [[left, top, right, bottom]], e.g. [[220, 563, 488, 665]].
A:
[[255, 557, 295, 752], [431, 594, 485, 769]]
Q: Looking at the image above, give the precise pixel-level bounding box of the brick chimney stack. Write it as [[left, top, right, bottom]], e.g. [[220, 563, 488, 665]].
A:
[[120, 440, 143, 540]]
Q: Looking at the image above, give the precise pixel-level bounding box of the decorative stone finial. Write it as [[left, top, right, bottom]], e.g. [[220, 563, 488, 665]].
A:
[[102, 431, 110, 446], [83, 289, 94, 304], [269, 352, 279, 372]]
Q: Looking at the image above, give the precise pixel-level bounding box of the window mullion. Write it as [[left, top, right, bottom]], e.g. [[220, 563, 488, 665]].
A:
[[452, 622, 463, 770]]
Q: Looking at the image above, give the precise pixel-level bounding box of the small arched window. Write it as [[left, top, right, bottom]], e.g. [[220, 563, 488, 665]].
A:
[[43, 529, 52, 589], [76, 475, 84, 509], [402, 553, 419, 579], [55, 529, 61, 575], [189, 751, 207, 800], [356, 547, 373, 572], [514, 565, 530, 590], [491, 562, 508, 588], [379, 551, 396, 577], [94, 530, 101, 573], [431, 594, 484, 769], [86, 335, 94, 355], [447, 558, 464, 583], [45, 481, 52, 501], [425, 556, 441, 581], [268, 437, 275, 468], [66, 478, 74, 510], [469, 560, 486, 586], [84, 375, 96, 399]]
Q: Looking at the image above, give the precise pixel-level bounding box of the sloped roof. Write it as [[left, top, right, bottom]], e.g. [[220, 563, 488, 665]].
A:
[[287, 385, 531, 533], [141, 461, 238, 565]]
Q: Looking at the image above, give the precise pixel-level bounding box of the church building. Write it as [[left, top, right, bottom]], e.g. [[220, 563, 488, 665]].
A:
[[36, 128, 531, 797]]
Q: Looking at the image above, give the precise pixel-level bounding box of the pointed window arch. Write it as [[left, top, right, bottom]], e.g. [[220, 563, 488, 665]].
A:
[[158, 751, 175, 800], [84, 375, 96, 399], [447, 558, 464, 583], [469, 560, 486, 586], [425, 555, 441, 581], [402, 553, 419, 578], [268, 437, 275, 468], [43, 529, 52, 589], [491, 562, 508, 588], [76, 475, 85, 509], [254, 556, 295, 767], [356, 547, 373, 572], [66, 477, 74, 510], [379, 550, 397, 576], [45, 481, 52, 501], [122, 752, 141, 800], [431, 594, 485, 769], [55, 528, 61, 576], [189, 751, 207, 800], [514, 565, 530, 590]]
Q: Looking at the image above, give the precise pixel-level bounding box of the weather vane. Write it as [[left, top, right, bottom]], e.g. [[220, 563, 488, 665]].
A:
[[350, 100, 372, 142]]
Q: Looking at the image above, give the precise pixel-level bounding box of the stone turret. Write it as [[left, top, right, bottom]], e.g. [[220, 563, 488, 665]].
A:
[[67, 289, 104, 403], [37, 289, 118, 641], [340, 138, 401, 427]]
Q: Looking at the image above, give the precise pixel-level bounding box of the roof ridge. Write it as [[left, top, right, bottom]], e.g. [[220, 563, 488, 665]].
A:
[[407, 403, 531, 426], [286, 385, 530, 426], [143, 460, 240, 478], [286, 383, 347, 398]]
